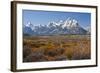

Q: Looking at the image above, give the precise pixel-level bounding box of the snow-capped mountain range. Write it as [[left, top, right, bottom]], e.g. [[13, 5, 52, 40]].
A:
[[23, 17, 90, 36]]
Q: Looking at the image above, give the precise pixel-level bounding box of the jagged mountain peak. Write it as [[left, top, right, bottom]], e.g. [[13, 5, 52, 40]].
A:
[[25, 22, 32, 27], [63, 17, 79, 29]]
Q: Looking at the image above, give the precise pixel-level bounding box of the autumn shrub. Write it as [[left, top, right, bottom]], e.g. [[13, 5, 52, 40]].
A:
[[54, 55, 67, 61], [23, 46, 32, 59], [64, 48, 73, 60], [23, 52, 47, 62]]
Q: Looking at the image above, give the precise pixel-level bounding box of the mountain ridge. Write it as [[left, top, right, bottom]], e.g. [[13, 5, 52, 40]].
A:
[[23, 17, 90, 36]]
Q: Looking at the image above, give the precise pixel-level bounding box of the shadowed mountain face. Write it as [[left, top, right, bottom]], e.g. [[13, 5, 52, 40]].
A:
[[23, 17, 89, 36]]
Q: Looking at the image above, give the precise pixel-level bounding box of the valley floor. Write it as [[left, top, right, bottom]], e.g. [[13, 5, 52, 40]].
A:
[[23, 35, 91, 62]]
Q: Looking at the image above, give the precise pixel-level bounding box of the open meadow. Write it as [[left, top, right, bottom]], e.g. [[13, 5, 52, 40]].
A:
[[23, 35, 91, 62]]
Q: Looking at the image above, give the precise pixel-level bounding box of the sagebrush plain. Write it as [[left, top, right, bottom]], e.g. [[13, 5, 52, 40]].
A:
[[23, 35, 91, 62]]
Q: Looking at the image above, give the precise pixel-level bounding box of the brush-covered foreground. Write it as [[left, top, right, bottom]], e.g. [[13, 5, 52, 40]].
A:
[[23, 35, 91, 62]]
